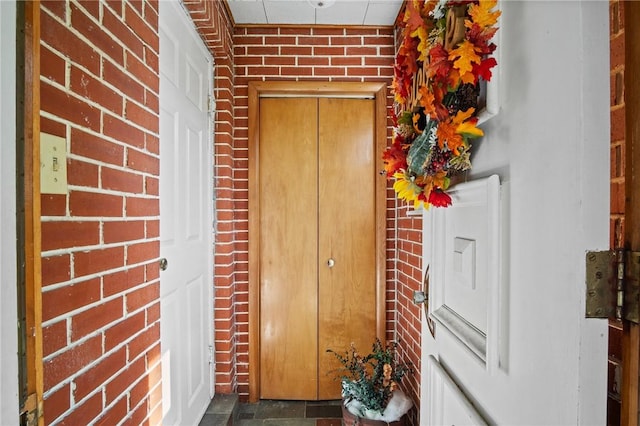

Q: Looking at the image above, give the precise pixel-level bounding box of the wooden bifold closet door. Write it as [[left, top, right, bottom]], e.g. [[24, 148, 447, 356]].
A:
[[258, 97, 378, 400]]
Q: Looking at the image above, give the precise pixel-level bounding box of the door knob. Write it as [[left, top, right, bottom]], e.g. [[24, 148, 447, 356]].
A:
[[327, 258, 335, 268], [159, 257, 168, 271]]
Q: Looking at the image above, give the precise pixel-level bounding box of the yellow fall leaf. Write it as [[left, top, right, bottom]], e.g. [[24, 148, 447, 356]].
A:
[[468, 0, 501, 29], [459, 71, 476, 85], [452, 107, 476, 124], [411, 26, 429, 62], [452, 108, 483, 138], [418, 85, 437, 117], [457, 121, 484, 138], [448, 40, 481, 76]]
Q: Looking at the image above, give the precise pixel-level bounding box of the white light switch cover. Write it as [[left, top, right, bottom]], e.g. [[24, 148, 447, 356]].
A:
[[40, 133, 68, 195]]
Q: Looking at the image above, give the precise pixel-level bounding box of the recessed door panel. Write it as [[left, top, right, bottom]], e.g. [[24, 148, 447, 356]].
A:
[[317, 98, 377, 399], [259, 98, 319, 400], [186, 124, 204, 242]]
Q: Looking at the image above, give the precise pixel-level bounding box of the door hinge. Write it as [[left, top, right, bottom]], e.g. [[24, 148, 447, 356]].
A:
[[208, 345, 214, 365], [586, 250, 640, 323]]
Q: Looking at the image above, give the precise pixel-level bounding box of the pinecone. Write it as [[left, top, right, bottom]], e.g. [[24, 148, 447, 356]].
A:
[[449, 83, 479, 115]]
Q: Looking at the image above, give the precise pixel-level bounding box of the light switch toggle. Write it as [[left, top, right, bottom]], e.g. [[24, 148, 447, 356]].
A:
[[40, 133, 68, 195]]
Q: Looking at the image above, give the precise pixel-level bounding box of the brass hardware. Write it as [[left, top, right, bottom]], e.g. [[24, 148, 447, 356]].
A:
[[159, 257, 168, 271], [425, 266, 435, 338], [586, 250, 640, 323]]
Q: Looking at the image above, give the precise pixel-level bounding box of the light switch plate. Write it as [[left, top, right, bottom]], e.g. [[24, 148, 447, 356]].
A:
[[40, 133, 68, 194]]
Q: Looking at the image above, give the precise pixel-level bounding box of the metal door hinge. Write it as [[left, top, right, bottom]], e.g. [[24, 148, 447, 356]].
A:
[[208, 345, 214, 365], [586, 250, 640, 323]]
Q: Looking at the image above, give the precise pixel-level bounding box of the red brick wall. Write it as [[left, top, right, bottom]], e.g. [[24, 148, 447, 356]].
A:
[[394, 211, 423, 425], [39, 1, 162, 424], [608, 0, 625, 423], [610, 0, 625, 247]]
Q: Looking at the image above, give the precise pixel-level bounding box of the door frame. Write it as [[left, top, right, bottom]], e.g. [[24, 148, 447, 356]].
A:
[[16, 1, 44, 424], [247, 81, 388, 402], [621, 3, 640, 424]]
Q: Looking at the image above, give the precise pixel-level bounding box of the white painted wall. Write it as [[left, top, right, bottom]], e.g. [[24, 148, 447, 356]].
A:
[[421, 1, 610, 424], [0, 1, 20, 424]]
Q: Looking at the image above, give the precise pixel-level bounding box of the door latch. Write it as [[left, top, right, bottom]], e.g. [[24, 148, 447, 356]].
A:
[[159, 258, 168, 271], [413, 265, 435, 337]]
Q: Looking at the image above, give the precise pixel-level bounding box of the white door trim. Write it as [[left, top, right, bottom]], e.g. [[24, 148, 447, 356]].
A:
[[1, 1, 20, 424]]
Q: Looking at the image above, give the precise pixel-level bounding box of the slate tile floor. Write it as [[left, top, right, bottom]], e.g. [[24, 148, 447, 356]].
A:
[[198, 395, 344, 426], [236, 400, 343, 426]]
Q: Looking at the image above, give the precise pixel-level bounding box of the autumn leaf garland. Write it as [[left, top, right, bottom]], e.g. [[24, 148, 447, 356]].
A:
[[384, 0, 501, 209]]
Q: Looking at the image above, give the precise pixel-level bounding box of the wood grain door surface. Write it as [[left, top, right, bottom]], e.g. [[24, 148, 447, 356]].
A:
[[259, 97, 377, 400]]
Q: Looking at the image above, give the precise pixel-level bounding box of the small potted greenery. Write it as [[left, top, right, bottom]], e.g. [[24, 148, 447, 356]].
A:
[[327, 338, 414, 425]]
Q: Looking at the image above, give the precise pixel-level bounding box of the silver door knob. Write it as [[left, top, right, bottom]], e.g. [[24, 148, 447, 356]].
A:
[[159, 258, 168, 271], [327, 258, 335, 268]]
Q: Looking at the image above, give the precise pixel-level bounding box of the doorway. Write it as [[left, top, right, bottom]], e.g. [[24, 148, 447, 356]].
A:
[[159, 1, 215, 424], [247, 82, 388, 402]]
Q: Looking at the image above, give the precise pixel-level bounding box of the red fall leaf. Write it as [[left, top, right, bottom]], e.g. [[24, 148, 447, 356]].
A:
[[382, 136, 408, 177], [427, 44, 451, 80], [404, 0, 427, 33], [472, 57, 497, 82]]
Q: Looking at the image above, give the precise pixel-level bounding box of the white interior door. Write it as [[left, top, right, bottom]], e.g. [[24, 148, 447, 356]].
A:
[[160, 1, 214, 425], [0, 1, 19, 424], [420, 2, 609, 424]]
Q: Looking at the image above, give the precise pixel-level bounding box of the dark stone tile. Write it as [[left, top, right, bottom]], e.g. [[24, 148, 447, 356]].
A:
[[263, 420, 315, 426], [197, 413, 230, 426], [305, 404, 342, 419], [254, 400, 306, 419], [306, 400, 342, 406], [239, 412, 255, 420], [240, 402, 259, 411], [239, 402, 260, 418], [237, 420, 264, 426], [316, 419, 342, 426], [207, 394, 238, 415]]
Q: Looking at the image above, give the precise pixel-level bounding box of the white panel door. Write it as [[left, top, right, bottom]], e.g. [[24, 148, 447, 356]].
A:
[[0, 1, 19, 424], [420, 2, 609, 425], [160, 2, 214, 425]]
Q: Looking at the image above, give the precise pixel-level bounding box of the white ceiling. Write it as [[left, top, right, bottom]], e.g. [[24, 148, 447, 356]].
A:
[[226, 0, 404, 26]]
